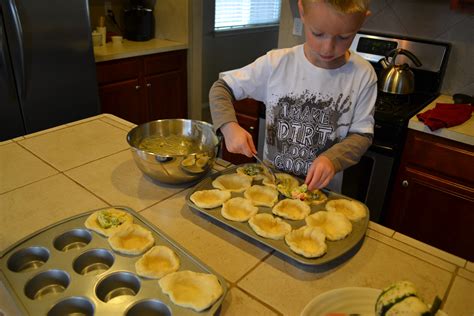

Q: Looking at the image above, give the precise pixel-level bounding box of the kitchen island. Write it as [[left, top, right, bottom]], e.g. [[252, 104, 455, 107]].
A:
[[0, 114, 472, 315]]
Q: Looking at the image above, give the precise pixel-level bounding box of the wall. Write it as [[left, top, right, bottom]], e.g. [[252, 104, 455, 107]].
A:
[[201, 1, 279, 106], [278, 0, 474, 95]]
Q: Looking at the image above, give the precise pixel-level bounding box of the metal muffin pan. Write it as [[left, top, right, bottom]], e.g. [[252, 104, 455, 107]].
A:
[[0, 207, 227, 315], [186, 165, 370, 266]]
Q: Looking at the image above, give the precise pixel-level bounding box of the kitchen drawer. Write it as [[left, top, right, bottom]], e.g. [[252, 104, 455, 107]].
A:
[[96, 58, 141, 85], [404, 130, 474, 185], [144, 50, 186, 76]]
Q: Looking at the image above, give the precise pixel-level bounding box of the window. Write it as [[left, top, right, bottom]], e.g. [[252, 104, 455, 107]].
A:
[[214, 0, 281, 31]]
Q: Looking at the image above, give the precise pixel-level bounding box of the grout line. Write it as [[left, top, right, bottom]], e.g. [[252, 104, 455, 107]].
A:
[[234, 284, 284, 316], [61, 172, 112, 207], [441, 266, 459, 310], [233, 251, 274, 285], [365, 234, 457, 274]]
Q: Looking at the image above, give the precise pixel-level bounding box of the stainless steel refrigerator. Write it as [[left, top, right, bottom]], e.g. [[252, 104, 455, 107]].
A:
[[0, 0, 99, 141]]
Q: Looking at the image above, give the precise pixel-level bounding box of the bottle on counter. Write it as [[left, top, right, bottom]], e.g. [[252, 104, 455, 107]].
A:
[[97, 16, 106, 46]]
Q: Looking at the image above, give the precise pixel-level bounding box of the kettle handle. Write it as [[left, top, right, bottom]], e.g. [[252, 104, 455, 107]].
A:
[[387, 48, 422, 67]]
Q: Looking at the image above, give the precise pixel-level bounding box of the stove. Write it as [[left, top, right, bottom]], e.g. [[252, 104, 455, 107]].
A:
[[342, 32, 450, 222]]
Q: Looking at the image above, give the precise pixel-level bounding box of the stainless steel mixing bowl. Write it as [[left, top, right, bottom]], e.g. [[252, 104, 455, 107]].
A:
[[127, 119, 220, 184]]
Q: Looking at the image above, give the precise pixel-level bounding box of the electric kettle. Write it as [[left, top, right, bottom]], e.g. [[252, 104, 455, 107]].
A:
[[378, 48, 422, 94]]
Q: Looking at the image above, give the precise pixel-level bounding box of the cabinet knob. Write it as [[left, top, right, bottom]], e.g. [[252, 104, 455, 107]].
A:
[[402, 180, 409, 187], [249, 126, 255, 131], [146, 83, 152, 87], [135, 85, 140, 90]]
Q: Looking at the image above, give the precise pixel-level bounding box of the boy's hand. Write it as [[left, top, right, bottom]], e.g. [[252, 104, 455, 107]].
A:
[[220, 122, 257, 157], [305, 155, 335, 190]]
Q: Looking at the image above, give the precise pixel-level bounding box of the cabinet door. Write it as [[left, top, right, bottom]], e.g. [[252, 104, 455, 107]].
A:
[[388, 166, 474, 261], [99, 79, 147, 124], [145, 71, 187, 120], [222, 113, 259, 165]]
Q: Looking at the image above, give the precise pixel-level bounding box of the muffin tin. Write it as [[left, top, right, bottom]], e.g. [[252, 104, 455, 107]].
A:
[[186, 165, 370, 266], [0, 207, 227, 315]]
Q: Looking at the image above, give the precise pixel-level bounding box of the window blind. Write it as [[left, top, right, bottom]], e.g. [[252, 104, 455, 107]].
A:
[[215, 0, 281, 31]]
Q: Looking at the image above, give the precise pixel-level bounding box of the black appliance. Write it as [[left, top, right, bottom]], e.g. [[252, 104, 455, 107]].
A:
[[0, 0, 100, 141], [342, 32, 450, 222], [123, 0, 155, 42]]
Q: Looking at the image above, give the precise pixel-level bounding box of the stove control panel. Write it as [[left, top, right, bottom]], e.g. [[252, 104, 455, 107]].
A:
[[351, 32, 449, 73]]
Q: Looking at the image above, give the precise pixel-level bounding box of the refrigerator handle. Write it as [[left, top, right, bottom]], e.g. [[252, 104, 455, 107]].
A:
[[6, 0, 26, 100]]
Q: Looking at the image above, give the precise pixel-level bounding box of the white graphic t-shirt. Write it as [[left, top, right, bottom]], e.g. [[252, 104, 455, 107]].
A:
[[223, 45, 377, 191]]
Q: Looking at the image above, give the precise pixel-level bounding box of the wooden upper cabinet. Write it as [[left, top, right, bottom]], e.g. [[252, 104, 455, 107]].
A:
[[96, 50, 187, 124]]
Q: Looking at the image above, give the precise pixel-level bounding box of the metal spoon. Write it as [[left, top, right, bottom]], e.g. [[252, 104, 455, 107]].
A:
[[252, 154, 279, 185]]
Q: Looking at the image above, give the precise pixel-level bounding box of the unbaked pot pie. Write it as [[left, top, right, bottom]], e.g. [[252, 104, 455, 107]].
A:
[[190, 189, 231, 209], [285, 226, 327, 258], [236, 164, 266, 180], [305, 211, 352, 241], [221, 197, 259, 222], [325, 199, 367, 222], [272, 198, 311, 220], [248, 213, 292, 240], [263, 172, 299, 193], [85, 208, 133, 237], [290, 184, 328, 205], [244, 185, 279, 207], [108, 224, 154, 255], [212, 173, 252, 192], [158, 270, 223, 312], [135, 246, 180, 279]]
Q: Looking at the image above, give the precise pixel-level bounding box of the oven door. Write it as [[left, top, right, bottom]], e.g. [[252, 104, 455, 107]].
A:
[[342, 149, 395, 222]]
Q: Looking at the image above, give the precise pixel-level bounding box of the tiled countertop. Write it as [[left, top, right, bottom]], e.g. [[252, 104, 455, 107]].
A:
[[94, 38, 187, 62], [409, 94, 474, 146], [1, 114, 473, 315]]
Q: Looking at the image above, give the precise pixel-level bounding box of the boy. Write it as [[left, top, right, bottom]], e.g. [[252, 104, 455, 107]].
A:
[[209, 0, 377, 192]]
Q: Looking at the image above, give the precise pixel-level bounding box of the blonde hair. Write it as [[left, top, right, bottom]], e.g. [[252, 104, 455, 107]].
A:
[[302, 0, 370, 13]]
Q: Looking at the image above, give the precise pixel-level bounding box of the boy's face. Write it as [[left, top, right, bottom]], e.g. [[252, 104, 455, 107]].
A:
[[298, 0, 368, 69]]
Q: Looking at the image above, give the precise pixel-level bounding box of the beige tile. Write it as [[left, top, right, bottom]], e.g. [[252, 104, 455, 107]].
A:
[[238, 238, 453, 316], [0, 174, 107, 251], [22, 125, 68, 138], [367, 230, 457, 272], [102, 114, 137, 128], [220, 287, 279, 316], [368, 221, 395, 237], [0, 140, 13, 146], [458, 267, 474, 282], [65, 115, 102, 127], [100, 117, 134, 132], [0, 143, 58, 193], [18, 120, 129, 171], [140, 189, 270, 283], [443, 275, 474, 316], [390, 1, 466, 39], [216, 158, 232, 167], [213, 163, 227, 172], [393, 232, 466, 267], [466, 261, 474, 272], [65, 151, 189, 211]]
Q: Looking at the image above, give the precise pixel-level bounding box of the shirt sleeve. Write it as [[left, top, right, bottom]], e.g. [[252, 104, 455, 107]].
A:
[[209, 79, 237, 130], [321, 133, 372, 173], [221, 52, 272, 102]]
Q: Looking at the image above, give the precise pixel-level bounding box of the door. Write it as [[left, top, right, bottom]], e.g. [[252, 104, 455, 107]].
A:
[[0, 7, 25, 140], [99, 79, 147, 124], [389, 166, 474, 260], [145, 70, 187, 120], [1, 0, 99, 134]]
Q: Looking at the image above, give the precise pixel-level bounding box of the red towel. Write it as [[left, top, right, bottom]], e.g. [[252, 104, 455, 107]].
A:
[[416, 103, 473, 131]]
